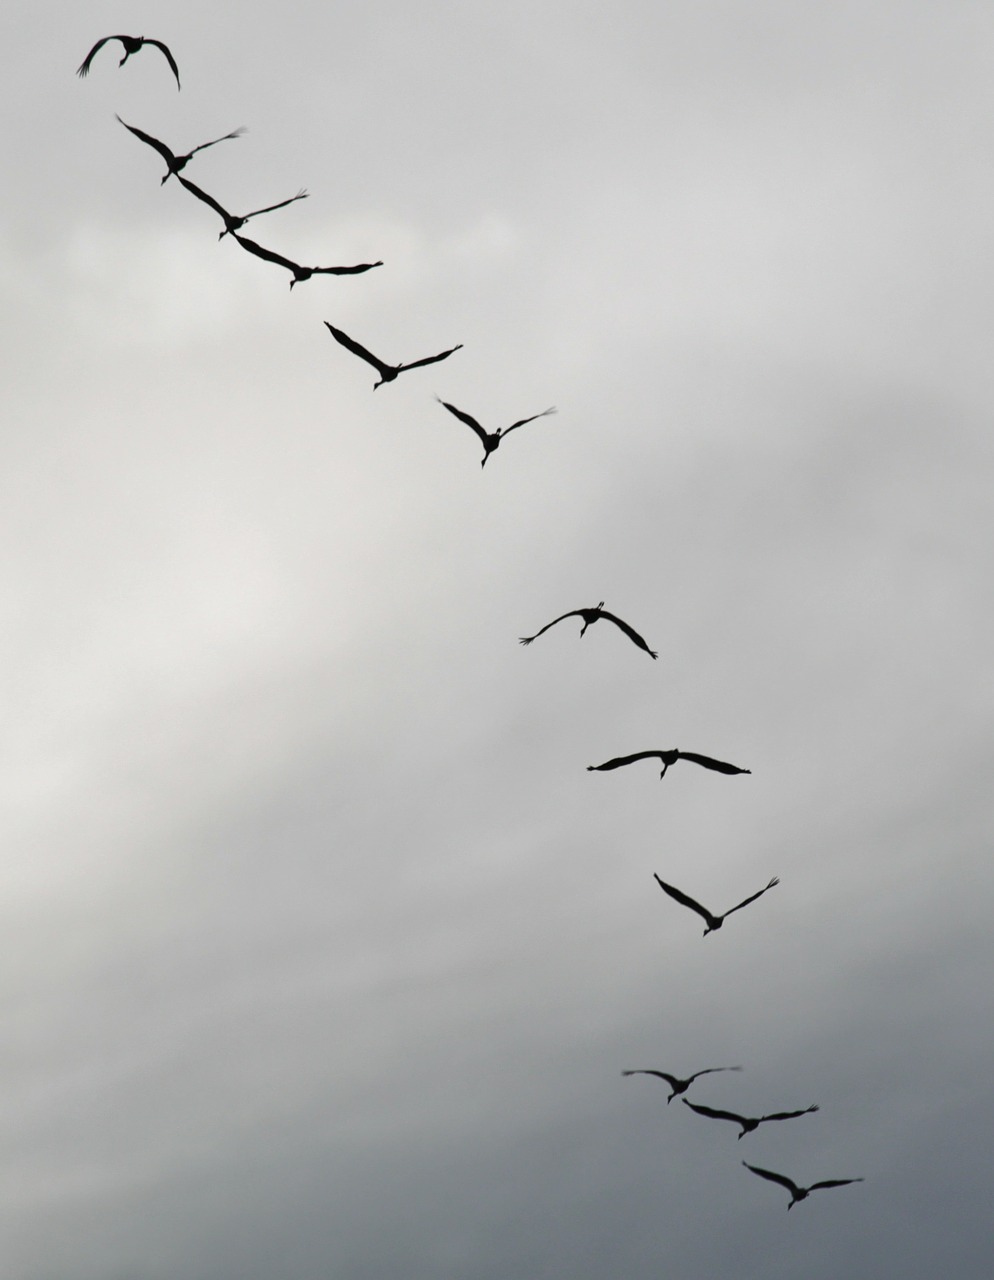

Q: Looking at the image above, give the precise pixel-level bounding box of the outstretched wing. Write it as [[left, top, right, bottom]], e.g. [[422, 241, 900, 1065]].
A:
[[682, 1100, 748, 1126], [689, 1066, 743, 1082], [143, 38, 182, 89], [243, 189, 309, 220], [596, 609, 658, 658], [518, 610, 584, 645], [810, 1177, 864, 1191], [189, 127, 246, 156], [177, 175, 232, 221], [313, 260, 383, 276], [233, 233, 300, 272], [77, 36, 118, 77], [587, 750, 667, 772], [500, 405, 557, 437], [760, 1105, 819, 1123], [116, 115, 175, 166], [398, 345, 464, 373], [742, 1162, 800, 1194], [652, 874, 713, 925], [677, 751, 751, 775], [322, 323, 391, 377], [435, 397, 488, 443], [621, 1070, 679, 1087], [723, 877, 780, 919]]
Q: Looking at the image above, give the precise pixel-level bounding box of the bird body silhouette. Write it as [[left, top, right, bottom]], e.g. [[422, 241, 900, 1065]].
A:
[[742, 1161, 864, 1209], [324, 323, 462, 386], [234, 237, 382, 289], [588, 749, 750, 780], [117, 116, 244, 185], [683, 1099, 818, 1137], [77, 36, 181, 88], [519, 603, 657, 658], [653, 872, 779, 936], [434, 396, 556, 466], [621, 1066, 742, 1103], [178, 176, 309, 239]]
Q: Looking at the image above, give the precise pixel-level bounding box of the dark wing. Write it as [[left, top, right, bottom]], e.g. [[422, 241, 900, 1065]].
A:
[[596, 609, 658, 658], [500, 406, 557, 436], [760, 1105, 819, 1123], [435, 397, 488, 443], [232, 233, 300, 272], [311, 260, 383, 276], [621, 1070, 679, 1087], [518, 610, 584, 645], [323, 323, 392, 377], [188, 127, 246, 156], [810, 1177, 864, 1191], [677, 751, 751, 775], [77, 36, 119, 77], [242, 189, 309, 220], [587, 750, 667, 772], [397, 345, 464, 373], [688, 1066, 743, 1082], [177, 176, 232, 222], [143, 38, 181, 89], [723, 877, 780, 919], [742, 1162, 800, 1194], [682, 1100, 749, 1125], [652, 874, 713, 925], [116, 115, 175, 166]]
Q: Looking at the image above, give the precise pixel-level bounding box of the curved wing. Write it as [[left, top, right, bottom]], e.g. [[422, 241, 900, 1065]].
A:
[[621, 1070, 679, 1087], [810, 1177, 864, 1191], [501, 406, 557, 436], [688, 1066, 742, 1082], [322, 323, 391, 377], [397, 345, 464, 373], [596, 609, 658, 658], [189, 127, 246, 157], [116, 115, 175, 166], [144, 38, 182, 89], [233, 233, 301, 272], [652, 874, 714, 926], [760, 1105, 819, 1123], [587, 750, 667, 772], [682, 1100, 748, 1126], [741, 1162, 800, 1195], [77, 36, 119, 77], [723, 877, 780, 919], [177, 175, 232, 221], [435, 397, 488, 443], [677, 751, 751, 775], [518, 610, 584, 645]]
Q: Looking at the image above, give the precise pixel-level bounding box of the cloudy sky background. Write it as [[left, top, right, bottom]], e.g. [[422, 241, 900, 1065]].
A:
[[3, 2, 993, 1276]]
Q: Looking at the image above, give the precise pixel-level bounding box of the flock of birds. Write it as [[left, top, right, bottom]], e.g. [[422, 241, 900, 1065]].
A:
[[78, 33, 864, 1216]]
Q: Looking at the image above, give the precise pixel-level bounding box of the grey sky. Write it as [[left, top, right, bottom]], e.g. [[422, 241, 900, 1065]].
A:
[[3, 3, 993, 1277]]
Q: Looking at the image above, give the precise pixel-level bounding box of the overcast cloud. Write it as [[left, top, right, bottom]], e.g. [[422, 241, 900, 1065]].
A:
[[2, 3, 993, 1277]]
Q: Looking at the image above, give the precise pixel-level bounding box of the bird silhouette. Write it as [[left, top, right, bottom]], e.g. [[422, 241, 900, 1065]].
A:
[[177, 176, 309, 239], [742, 1161, 864, 1209], [116, 116, 244, 185], [77, 36, 181, 89], [621, 1066, 742, 1103], [519, 603, 657, 658], [587, 749, 750, 780], [324, 323, 462, 387], [653, 872, 779, 936], [434, 396, 556, 467], [233, 237, 382, 289], [683, 1099, 818, 1137]]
